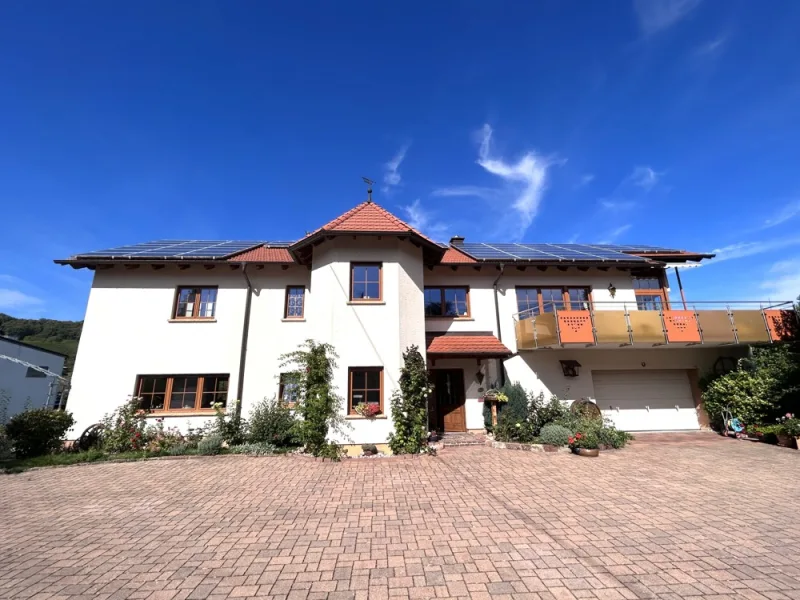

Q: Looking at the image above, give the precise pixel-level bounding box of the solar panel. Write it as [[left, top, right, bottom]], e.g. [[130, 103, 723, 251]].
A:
[[460, 242, 650, 262], [75, 240, 266, 260]]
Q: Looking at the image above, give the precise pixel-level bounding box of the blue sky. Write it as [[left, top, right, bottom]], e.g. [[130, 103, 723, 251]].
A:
[[1, 0, 799, 321]]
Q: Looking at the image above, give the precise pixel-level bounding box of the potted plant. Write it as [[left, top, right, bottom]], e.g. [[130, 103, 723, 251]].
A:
[[355, 403, 381, 419], [569, 430, 600, 457], [777, 414, 799, 449]]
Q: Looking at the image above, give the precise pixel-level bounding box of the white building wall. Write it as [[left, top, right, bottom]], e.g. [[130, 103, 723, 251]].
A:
[[304, 237, 426, 445], [0, 338, 66, 420], [67, 267, 248, 435]]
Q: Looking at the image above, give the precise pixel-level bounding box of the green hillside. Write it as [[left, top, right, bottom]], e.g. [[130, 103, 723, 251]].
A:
[[0, 314, 83, 376]]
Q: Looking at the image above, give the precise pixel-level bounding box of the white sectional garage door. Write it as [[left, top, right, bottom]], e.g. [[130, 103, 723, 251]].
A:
[[592, 370, 700, 432]]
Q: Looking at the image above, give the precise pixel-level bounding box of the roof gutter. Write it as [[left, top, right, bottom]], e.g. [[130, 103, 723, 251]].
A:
[[236, 264, 254, 415], [492, 264, 506, 387]]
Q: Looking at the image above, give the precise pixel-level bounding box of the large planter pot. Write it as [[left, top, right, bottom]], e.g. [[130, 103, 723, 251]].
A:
[[776, 434, 796, 448], [573, 448, 600, 457], [795, 436, 800, 449]]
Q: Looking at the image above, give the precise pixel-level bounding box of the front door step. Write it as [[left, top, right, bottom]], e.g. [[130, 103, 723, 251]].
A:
[[441, 432, 487, 447]]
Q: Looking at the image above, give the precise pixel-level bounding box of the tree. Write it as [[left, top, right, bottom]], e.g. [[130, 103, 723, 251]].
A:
[[388, 345, 432, 454], [280, 340, 346, 459]]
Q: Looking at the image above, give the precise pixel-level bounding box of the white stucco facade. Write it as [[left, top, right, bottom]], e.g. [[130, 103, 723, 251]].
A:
[[62, 204, 758, 441], [0, 337, 66, 420]]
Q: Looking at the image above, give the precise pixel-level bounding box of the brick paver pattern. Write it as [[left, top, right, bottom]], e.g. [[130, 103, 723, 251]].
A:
[[2, 433, 799, 600]]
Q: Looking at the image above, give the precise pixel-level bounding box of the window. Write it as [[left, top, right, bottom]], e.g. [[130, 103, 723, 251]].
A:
[[135, 374, 229, 412], [348, 367, 383, 414], [278, 373, 300, 406], [633, 276, 668, 311], [424, 286, 470, 317], [350, 263, 382, 301], [174, 287, 217, 319], [516, 287, 591, 316], [284, 286, 305, 318], [25, 366, 48, 378]]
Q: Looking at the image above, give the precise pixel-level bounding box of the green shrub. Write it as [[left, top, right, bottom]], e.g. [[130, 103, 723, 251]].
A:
[[702, 369, 774, 428], [0, 425, 13, 460], [228, 442, 276, 456], [281, 340, 347, 459], [780, 417, 800, 437], [498, 382, 528, 423], [531, 395, 570, 434], [494, 411, 536, 443], [198, 435, 224, 455], [539, 423, 572, 447], [388, 345, 433, 455], [166, 443, 196, 456], [209, 400, 247, 445], [596, 425, 634, 449], [249, 396, 298, 446], [5, 409, 75, 458]]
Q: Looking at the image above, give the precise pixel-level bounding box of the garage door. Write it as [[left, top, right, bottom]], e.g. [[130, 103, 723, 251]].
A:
[[592, 370, 699, 432]]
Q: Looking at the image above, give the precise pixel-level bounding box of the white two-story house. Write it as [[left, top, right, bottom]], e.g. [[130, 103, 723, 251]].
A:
[[56, 200, 796, 445]]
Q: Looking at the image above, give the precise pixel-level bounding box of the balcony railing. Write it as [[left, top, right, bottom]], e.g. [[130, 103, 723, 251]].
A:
[[513, 301, 798, 350]]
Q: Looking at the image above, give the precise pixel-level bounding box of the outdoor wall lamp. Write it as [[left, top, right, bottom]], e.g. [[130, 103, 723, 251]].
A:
[[607, 283, 617, 298], [559, 359, 581, 378]]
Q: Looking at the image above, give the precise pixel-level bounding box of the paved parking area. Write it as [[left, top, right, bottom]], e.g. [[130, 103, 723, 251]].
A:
[[2, 433, 799, 600]]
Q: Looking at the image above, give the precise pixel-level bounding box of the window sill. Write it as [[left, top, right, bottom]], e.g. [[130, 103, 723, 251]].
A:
[[347, 301, 385, 305], [146, 410, 219, 417], [345, 414, 388, 420], [281, 318, 306, 322], [425, 316, 474, 321], [168, 318, 217, 323]]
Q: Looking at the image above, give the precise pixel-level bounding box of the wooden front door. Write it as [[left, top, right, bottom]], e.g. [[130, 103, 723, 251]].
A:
[[432, 369, 466, 432]]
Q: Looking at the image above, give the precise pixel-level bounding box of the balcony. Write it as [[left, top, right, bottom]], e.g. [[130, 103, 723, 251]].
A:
[[514, 301, 798, 350]]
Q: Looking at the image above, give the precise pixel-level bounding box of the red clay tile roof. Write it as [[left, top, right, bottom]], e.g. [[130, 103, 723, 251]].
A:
[[227, 246, 294, 263], [441, 246, 477, 264], [296, 201, 439, 246], [426, 335, 512, 357]]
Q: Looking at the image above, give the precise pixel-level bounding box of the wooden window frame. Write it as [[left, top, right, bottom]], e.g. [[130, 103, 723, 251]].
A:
[[284, 285, 306, 319], [424, 286, 471, 318], [278, 373, 299, 407], [632, 275, 670, 309], [349, 262, 383, 302], [134, 374, 229, 414], [516, 287, 592, 314], [172, 286, 218, 320], [347, 367, 384, 415]]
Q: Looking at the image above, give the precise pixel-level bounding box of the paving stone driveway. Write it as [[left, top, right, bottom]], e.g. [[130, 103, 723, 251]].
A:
[[2, 433, 799, 600]]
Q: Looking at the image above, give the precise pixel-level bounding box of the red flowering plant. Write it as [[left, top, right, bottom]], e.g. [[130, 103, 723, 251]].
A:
[[354, 402, 382, 419], [568, 430, 600, 450], [100, 397, 151, 453], [144, 418, 185, 453]]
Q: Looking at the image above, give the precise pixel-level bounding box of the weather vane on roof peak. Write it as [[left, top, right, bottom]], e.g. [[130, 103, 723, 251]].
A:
[[362, 177, 374, 203]]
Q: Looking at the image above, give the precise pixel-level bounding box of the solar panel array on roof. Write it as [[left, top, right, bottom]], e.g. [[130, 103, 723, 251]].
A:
[[459, 243, 653, 262], [74, 240, 290, 260]]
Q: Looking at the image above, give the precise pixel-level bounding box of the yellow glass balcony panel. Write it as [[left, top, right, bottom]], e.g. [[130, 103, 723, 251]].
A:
[[629, 311, 666, 344], [515, 319, 535, 350], [733, 310, 770, 343], [533, 313, 559, 347], [593, 311, 630, 344], [696, 311, 736, 343]]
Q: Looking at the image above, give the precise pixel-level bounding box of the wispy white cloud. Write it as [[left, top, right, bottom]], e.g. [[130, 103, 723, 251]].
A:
[[694, 34, 728, 58], [474, 124, 558, 239], [634, 0, 701, 36], [597, 224, 632, 244], [760, 199, 800, 230], [0, 288, 44, 311], [575, 174, 595, 189], [400, 199, 450, 241], [626, 166, 663, 191], [709, 237, 800, 263], [599, 199, 636, 211], [382, 144, 410, 193], [430, 185, 499, 200], [760, 258, 800, 302]]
